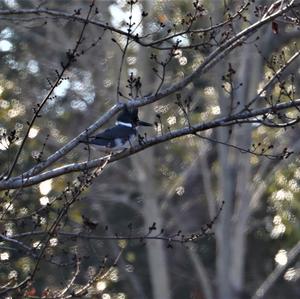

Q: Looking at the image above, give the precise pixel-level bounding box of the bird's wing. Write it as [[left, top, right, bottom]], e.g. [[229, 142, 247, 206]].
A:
[[82, 126, 136, 146], [94, 126, 135, 140]]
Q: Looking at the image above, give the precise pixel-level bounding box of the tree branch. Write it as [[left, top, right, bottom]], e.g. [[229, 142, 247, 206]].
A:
[[14, 2, 298, 181], [1, 98, 299, 190], [252, 240, 300, 299], [0, 2, 251, 50], [5, 0, 96, 179]]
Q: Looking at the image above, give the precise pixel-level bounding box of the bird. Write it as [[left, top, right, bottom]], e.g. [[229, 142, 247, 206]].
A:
[[81, 106, 152, 153]]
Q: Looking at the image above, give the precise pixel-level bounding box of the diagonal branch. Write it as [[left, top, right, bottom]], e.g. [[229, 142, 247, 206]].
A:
[[242, 50, 300, 112], [0, 2, 252, 50], [18, 3, 299, 181], [251, 240, 300, 299], [6, 0, 96, 179], [1, 98, 299, 190]]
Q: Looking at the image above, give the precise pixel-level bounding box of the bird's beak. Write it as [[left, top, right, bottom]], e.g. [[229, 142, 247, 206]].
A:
[[137, 120, 152, 127]]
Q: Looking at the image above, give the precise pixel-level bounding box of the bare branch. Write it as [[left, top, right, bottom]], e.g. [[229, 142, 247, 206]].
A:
[[59, 253, 81, 297], [1, 98, 299, 190], [6, 0, 96, 179], [0, 277, 31, 296], [252, 240, 300, 299], [243, 50, 300, 112], [0, 2, 251, 50]]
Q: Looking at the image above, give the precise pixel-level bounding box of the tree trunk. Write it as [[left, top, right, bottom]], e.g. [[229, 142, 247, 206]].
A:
[[131, 2, 171, 298]]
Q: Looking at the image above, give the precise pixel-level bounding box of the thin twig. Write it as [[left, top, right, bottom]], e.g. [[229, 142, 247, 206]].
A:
[[59, 252, 81, 297], [6, 0, 96, 179], [1, 98, 299, 190], [14, 3, 298, 182]]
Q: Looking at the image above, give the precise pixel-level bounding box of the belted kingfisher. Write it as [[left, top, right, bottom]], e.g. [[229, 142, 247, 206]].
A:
[[81, 106, 152, 153]]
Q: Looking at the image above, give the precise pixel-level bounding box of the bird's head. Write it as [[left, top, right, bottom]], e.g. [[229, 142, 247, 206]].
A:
[[116, 106, 152, 128]]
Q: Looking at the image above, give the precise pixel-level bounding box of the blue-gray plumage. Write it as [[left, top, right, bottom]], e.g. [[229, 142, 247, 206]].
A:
[[81, 106, 152, 153]]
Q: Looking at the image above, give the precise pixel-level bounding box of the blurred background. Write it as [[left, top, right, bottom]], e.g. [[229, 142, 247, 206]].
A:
[[0, 0, 299, 298]]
